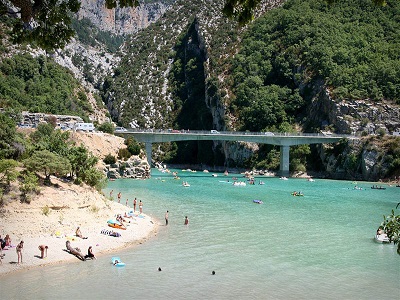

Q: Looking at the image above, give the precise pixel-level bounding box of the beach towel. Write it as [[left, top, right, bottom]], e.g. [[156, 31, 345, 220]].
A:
[[100, 229, 121, 237]]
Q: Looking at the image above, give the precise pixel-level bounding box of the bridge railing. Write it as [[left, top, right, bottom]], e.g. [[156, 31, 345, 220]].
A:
[[122, 129, 355, 138]]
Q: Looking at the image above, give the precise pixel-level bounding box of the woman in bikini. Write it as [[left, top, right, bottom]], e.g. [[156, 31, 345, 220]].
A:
[[16, 240, 24, 264]]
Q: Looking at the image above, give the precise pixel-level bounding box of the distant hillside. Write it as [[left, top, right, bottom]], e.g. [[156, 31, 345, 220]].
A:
[[0, 53, 93, 120], [230, 0, 400, 133], [101, 0, 399, 173]]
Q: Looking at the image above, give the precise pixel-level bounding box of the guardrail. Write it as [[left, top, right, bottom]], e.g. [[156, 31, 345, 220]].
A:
[[118, 128, 355, 138]]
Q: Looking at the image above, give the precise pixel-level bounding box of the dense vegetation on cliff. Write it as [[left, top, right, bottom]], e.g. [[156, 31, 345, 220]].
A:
[[101, 0, 399, 170], [0, 54, 92, 120], [230, 0, 400, 133], [71, 17, 125, 53]]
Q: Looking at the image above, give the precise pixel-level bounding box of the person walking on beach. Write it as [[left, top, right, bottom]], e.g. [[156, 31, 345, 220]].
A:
[[165, 210, 169, 225], [139, 200, 143, 214], [117, 192, 121, 203], [184, 216, 189, 225], [16, 240, 23, 264], [133, 198, 137, 212], [38, 245, 48, 259]]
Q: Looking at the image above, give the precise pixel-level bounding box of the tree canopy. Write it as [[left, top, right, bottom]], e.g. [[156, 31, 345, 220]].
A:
[[24, 149, 71, 183], [222, 0, 387, 25], [230, 0, 400, 133], [0, 53, 92, 118], [0, 0, 388, 51], [0, 0, 139, 51]]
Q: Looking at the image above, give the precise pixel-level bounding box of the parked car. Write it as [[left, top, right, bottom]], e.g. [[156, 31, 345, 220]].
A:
[[115, 127, 128, 132], [264, 132, 275, 136]]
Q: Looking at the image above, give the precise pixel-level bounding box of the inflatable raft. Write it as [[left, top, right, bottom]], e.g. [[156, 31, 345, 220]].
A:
[[112, 256, 126, 267]]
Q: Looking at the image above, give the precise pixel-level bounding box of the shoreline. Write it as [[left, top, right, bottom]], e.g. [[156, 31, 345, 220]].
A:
[[0, 177, 159, 277], [0, 222, 159, 277]]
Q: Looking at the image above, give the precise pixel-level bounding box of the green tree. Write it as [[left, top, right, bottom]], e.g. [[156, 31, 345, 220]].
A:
[[24, 150, 71, 184], [125, 137, 141, 156], [81, 168, 106, 189], [19, 171, 40, 203], [0, 113, 17, 159], [103, 153, 117, 165], [381, 210, 400, 255], [29, 123, 71, 156], [0, 159, 19, 185], [97, 122, 114, 134], [66, 145, 98, 183], [0, 158, 19, 203], [1, 0, 139, 51], [0, 0, 387, 51], [118, 148, 131, 160], [223, 0, 387, 25]]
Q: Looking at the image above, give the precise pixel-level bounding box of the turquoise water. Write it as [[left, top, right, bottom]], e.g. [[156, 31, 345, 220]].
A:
[[1, 169, 399, 299]]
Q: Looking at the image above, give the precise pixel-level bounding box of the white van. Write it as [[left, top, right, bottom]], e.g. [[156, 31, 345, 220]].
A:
[[210, 130, 219, 134], [75, 123, 95, 132]]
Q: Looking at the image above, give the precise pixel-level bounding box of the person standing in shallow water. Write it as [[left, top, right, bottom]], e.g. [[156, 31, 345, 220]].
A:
[[139, 200, 143, 214], [117, 192, 121, 203], [133, 198, 137, 212], [165, 211, 169, 225], [184, 216, 189, 225]]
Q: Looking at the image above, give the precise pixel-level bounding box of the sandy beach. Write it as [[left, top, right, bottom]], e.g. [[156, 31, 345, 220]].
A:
[[0, 176, 158, 276]]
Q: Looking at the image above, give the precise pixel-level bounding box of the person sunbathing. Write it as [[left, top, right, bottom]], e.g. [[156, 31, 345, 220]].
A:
[[75, 227, 88, 239], [66, 241, 85, 261]]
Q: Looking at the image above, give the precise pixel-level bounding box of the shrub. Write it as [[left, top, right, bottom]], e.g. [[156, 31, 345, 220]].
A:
[[97, 122, 114, 134], [377, 128, 386, 137], [118, 148, 131, 160], [103, 154, 116, 165]]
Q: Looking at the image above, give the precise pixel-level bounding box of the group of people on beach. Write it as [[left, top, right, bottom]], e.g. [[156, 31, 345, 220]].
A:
[[0, 234, 40, 265], [0, 234, 24, 264], [110, 191, 144, 214]]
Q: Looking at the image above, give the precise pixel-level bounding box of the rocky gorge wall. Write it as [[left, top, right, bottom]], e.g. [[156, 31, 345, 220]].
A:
[[306, 79, 400, 181], [77, 0, 170, 34]]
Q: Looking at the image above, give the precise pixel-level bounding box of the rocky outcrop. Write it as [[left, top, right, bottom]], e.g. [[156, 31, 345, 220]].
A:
[[306, 79, 400, 135], [77, 0, 170, 35], [105, 157, 150, 179]]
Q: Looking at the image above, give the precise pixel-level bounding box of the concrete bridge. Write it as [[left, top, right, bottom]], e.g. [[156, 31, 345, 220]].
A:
[[116, 129, 355, 176]]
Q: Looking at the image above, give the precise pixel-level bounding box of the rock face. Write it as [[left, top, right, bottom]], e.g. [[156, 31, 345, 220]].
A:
[[105, 157, 150, 179], [306, 79, 400, 136], [77, 0, 170, 34], [304, 78, 400, 181]]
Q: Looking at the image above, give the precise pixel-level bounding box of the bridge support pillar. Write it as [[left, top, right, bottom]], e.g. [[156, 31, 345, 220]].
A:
[[280, 145, 290, 177], [145, 142, 152, 169]]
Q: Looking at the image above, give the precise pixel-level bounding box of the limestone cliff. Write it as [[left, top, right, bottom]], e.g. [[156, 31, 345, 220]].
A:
[[77, 0, 171, 34]]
